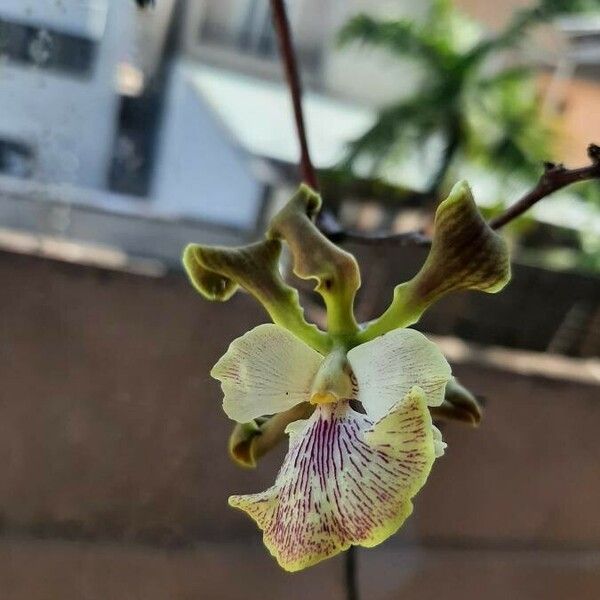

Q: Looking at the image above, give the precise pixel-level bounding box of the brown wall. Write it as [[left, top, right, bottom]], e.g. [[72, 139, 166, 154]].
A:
[[455, 0, 531, 29], [0, 250, 599, 599]]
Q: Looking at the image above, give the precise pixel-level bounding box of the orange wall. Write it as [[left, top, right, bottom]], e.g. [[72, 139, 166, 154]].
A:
[[455, 0, 531, 29], [553, 76, 600, 164]]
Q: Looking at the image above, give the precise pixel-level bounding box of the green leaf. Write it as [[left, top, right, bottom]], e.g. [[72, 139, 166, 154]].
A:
[[338, 14, 442, 66]]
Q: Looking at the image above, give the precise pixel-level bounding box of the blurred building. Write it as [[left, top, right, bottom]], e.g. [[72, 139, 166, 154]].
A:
[[0, 0, 267, 264]]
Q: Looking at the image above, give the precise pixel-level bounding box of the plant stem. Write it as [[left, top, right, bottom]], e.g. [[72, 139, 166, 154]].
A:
[[270, 0, 319, 190], [488, 144, 600, 229], [321, 143, 600, 246], [345, 547, 359, 600]]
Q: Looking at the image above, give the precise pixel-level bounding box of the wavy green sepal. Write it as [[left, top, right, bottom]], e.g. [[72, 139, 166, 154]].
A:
[[228, 403, 315, 469], [228, 420, 263, 468], [268, 185, 361, 337], [430, 377, 482, 427], [183, 240, 330, 354], [358, 181, 511, 342]]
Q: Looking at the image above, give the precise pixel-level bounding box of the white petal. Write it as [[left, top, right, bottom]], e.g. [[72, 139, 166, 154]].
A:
[[432, 425, 447, 458], [211, 324, 323, 423], [284, 417, 311, 440], [347, 328, 451, 421], [229, 387, 437, 571]]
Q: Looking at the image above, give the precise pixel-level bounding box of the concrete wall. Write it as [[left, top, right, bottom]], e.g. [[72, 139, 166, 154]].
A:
[[0, 248, 599, 598]]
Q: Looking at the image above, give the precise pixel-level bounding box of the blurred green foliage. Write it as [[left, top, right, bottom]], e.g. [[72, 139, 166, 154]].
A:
[[338, 0, 600, 273]]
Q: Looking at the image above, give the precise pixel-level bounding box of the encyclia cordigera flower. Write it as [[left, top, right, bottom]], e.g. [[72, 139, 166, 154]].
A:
[[183, 181, 510, 571]]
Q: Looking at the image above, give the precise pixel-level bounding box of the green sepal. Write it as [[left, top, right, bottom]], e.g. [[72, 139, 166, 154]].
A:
[[358, 181, 511, 342], [183, 246, 239, 301], [228, 403, 315, 469], [228, 420, 263, 468], [430, 377, 482, 426], [183, 239, 330, 354], [268, 185, 361, 337]]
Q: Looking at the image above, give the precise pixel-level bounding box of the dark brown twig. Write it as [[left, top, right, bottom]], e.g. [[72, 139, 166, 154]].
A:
[[270, 0, 319, 190], [317, 209, 432, 246], [326, 227, 432, 248], [488, 144, 600, 229], [320, 144, 600, 246]]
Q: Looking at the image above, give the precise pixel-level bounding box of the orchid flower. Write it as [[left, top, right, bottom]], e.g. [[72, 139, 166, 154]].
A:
[[183, 181, 510, 571]]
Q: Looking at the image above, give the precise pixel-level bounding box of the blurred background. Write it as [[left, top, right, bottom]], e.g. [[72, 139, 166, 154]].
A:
[[0, 0, 599, 598]]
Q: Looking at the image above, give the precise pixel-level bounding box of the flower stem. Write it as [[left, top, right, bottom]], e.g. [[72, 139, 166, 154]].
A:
[[269, 0, 319, 191], [345, 547, 359, 600]]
